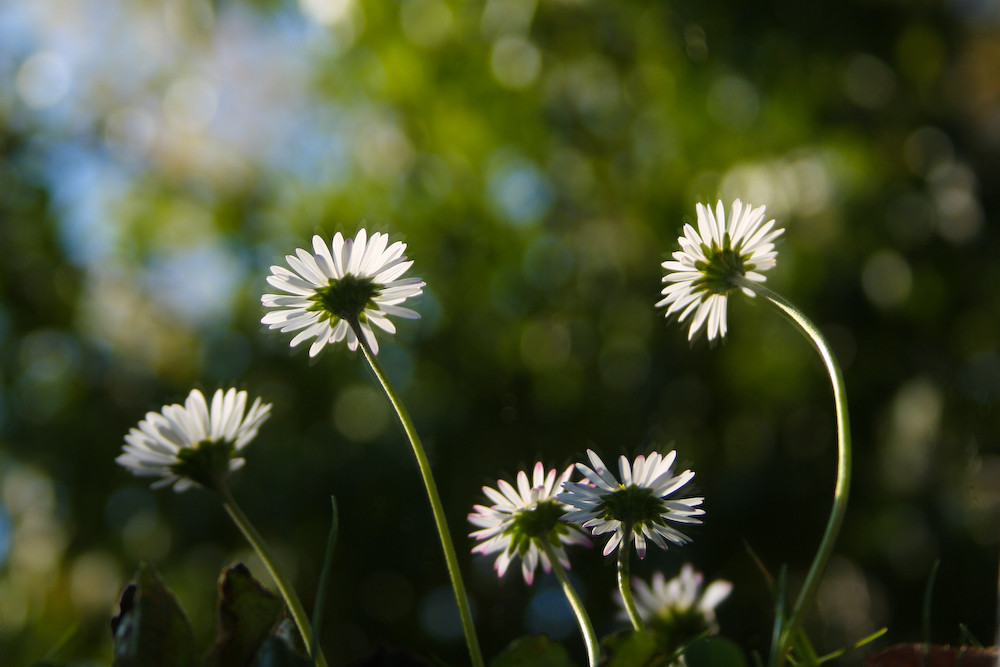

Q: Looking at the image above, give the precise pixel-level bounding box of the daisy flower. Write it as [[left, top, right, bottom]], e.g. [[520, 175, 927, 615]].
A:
[[261, 229, 424, 357], [469, 462, 591, 584], [656, 199, 784, 342], [618, 565, 732, 638], [117, 388, 272, 492], [558, 450, 704, 558]]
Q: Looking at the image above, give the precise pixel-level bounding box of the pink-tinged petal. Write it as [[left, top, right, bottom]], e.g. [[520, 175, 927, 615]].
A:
[[602, 530, 624, 556], [516, 469, 532, 502], [633, 530, 647, 559]]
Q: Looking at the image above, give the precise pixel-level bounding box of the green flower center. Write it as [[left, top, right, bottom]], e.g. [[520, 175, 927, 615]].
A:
[[507, 499, 572, 556], [692, 233, 756, 295], [172, 440, 236, 490], [309, 274, 382, 322], [597, 484, 667, 530]]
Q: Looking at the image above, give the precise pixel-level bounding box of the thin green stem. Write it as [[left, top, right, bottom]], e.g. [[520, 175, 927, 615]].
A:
[[539, 540, 599, 667], [351, 322, 485, 667], [310, 496, 339, 667], [216, 484, 329, 667], [617, 525, 645, 633], [732, 276, 852, 667]]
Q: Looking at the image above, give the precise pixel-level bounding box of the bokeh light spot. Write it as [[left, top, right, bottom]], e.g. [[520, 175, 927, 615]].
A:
[[401, 0, 453, 48], [491, 36, 541, 89], [70, 551, 123, 613], [843, 53, 897, 108], [929, 162, 983, 244], [861, 249, 912, 308], [333, 384, 390, 442], [163, 76, 218, 132], [16, 51, 71, 109], [418, 586, 465, 641], [816, 557, 883, 648], [879, 378, 942, 494], [525, 586, 574, 639], [300, 0, 353, 25], [487, 154, 553, 226], [707, 75, 760, 129], [122, 510, 172, 561], [354, 114, 414, 181]]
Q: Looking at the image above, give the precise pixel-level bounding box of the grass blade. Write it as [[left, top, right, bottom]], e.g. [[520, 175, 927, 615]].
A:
[[310, 496, 339, 667]]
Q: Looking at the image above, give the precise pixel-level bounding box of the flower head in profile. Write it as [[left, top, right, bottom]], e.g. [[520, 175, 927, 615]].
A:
[[262, 229, 424, 357], [468, 462, 590, 584], [117, 388, 272, 492], [558, 450, 704, 558], [656, 199, 784, 342], [617, 565, 732, 651]]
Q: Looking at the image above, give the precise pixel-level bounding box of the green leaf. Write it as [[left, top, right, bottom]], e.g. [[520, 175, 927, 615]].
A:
[[34, 621, 80, 665], [490, 635, 576, 667], [958, 624, 982, 648], [111, 562, 197, 667], [767, 565, 788, 667], [684, 637, 748, 667], [791, 630, 821, 667], [253, 635, 313, 667], [205, 563, 286, 667], [816, 627, 887, 663], [601, 631, 669, 667]]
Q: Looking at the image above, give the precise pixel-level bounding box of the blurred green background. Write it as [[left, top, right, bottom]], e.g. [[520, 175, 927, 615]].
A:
[[1, 0, 999, 664]]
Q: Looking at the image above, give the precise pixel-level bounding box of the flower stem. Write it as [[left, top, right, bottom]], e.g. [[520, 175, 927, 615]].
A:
[[215, 483, 328, 667], [539, 540, 600, 667], [617, 525, 645, 633], [351, 323, 485, 667], [732, 276, 852, 667]]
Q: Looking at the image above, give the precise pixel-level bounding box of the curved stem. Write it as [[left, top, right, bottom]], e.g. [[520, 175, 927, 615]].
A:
[[539, 541, 599, 667], [216, 484, 329, 667], [732, 276, 852, 667], [350, 322, 485, 667], [617, 525, 645, 633]]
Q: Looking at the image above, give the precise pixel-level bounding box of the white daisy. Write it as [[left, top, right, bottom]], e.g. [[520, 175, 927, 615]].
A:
[[468, 462, 591, 584], [117, 388, 272, 492], [558, 450, 704, 559], [619, 564, 732, 634], [656, 199, 784, 342], [261, 229, 424, 356]]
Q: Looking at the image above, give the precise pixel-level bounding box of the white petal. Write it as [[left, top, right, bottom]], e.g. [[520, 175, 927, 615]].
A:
[[312, 235, 337, 278], [347, 229, 368, 275], [331, 232, 346, 276], [602, 530, 624, 556]]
